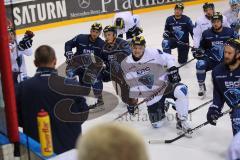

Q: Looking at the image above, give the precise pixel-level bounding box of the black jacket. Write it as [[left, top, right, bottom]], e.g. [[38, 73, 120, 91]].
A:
[[16, 67, 89, 154]]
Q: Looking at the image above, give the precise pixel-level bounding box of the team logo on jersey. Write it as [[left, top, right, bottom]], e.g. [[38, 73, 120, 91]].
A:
[[211, 44, 224, 61], [224, 88, 240, 107], [136, 66, 150, 75], [78, 0, 90, 9], [172, 26, 184, 40], [138, 74, 154, 89]]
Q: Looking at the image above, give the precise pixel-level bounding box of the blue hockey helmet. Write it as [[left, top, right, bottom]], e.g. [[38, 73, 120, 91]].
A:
[[229, 0, 240, 5]]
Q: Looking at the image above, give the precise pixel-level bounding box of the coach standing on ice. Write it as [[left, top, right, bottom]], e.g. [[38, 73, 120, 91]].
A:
[[16, 45, 89, 154]]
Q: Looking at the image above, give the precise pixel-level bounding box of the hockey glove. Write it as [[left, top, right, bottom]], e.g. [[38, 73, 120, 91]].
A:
[[65, 51, 74, 64], [163, 31, 172, 39], [207, 106, 221, 126], [18, 30, 34, 51], [191, 48, 205, 60], [101, 68, 111, 82], [127, 105, 138, 116], [129, 26, 143, 37], [167, 66, 181, 84]]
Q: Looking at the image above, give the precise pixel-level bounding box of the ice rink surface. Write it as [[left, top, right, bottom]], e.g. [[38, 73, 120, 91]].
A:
[[20, 0, 235, 159]]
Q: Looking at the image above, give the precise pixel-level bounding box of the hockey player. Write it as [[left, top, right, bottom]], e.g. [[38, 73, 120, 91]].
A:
[[228, 131, 240, 160], [100, 25, 134, 105], [121, 36, 191, 134], [64, 22, 105, 110], [193, 12, 238, 98], [224, 0, 240, 33], [193, 2, 230, 48], [162, 2, 194, 64], [206, 38, 240, 136], [113, 11, 143, 41], [8, 26, 34, 84]]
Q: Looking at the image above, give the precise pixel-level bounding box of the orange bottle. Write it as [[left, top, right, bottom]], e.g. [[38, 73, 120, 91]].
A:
[[37, 109, 54, 157]]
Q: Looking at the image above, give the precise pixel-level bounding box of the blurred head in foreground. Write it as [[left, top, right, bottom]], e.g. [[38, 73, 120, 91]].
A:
[[77, 123, 149, 160]]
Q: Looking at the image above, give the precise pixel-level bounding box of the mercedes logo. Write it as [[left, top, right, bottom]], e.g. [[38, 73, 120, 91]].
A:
[[78, 0, 90, 9]]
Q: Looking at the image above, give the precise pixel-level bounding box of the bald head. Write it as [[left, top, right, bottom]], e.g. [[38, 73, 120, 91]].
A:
[[34, 45, 56, 68], [77, 123, 149, 160]]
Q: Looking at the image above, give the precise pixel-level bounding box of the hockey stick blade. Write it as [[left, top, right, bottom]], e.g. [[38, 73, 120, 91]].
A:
[[149, 109, 232, 144], [113, 82, 168, 121]]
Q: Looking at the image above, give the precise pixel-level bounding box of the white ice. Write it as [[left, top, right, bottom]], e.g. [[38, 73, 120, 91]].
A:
[[20, 0, 234, 159]]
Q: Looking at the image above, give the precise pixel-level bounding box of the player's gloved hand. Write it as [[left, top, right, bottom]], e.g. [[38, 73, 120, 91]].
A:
[[129, 26, 143, 37], [127, 105, 138, 116], [163, 31, 172, 39], [65, 51, 74, 64], [167, 66, 181, 83], [133, 27, 143, 36], [18, 30, 34, 51], [207, 106, 221, 126], [101, 67, 111, 82], [191, 48, 205, 60]]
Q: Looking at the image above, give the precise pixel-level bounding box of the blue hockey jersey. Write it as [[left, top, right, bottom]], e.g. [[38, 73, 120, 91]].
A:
[[200, 27, 238, 62], [65, 34, 104, 65], [164, 15, 194, 42], [212, 63, 240, 110]]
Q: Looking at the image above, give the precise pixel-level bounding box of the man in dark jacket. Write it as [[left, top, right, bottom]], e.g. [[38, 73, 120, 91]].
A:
[[16, 45, 89, 154]]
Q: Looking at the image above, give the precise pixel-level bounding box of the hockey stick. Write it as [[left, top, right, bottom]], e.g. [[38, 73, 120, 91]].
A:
[[188, 99, 213, 114], [113, 82, 168, 121], [177, 58, 195, 69], [148, 108, 232, 144]]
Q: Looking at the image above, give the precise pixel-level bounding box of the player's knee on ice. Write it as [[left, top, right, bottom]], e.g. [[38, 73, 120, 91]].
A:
[[147, 101, 166, 128]]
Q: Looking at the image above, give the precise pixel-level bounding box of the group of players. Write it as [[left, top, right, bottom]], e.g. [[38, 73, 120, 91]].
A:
[[7, 0, 240, 159]]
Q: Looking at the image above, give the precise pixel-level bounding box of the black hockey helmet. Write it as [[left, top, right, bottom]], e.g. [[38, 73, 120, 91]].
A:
[[211, 12, 223, 22], [203, 2, 215, 11], [175, 2, 184, 10], [103, 25, 117, 35], [225, 38, 240, 52], [131, 36, 146, 46], [91, 22, 102, 31], [114, 17, 125, 29]]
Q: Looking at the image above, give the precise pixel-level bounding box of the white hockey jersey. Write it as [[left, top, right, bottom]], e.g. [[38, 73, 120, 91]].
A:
[[193, 15, 230, 48], [113, 11, 141, 37], [121, 48, 175, 105], [9, 40, 32, 79]]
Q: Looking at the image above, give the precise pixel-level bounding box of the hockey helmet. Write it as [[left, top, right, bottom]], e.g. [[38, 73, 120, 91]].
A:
[[91, 22, 102, 31], [103, 25, 117, 34], [211, 12, 223, 22], [114, 17, 125, 29], [225, 38, 240, 52], [203, 2, 215, 11], [175, 2, 184, 10], [131, 36, 146, 46], [229, 0, 240, 5]]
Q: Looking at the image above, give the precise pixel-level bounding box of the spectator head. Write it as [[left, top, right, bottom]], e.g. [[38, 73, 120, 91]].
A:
[[77, 123, 149, 160], [34, 45, 56, 68]]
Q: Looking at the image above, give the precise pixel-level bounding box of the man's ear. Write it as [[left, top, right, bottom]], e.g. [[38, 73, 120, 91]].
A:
[[53, 58, 57, 66], [34, 60, 39, 67]]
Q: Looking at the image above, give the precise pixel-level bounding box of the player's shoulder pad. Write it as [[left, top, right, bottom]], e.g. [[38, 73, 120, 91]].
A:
[[212, 63, 226, 74]]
